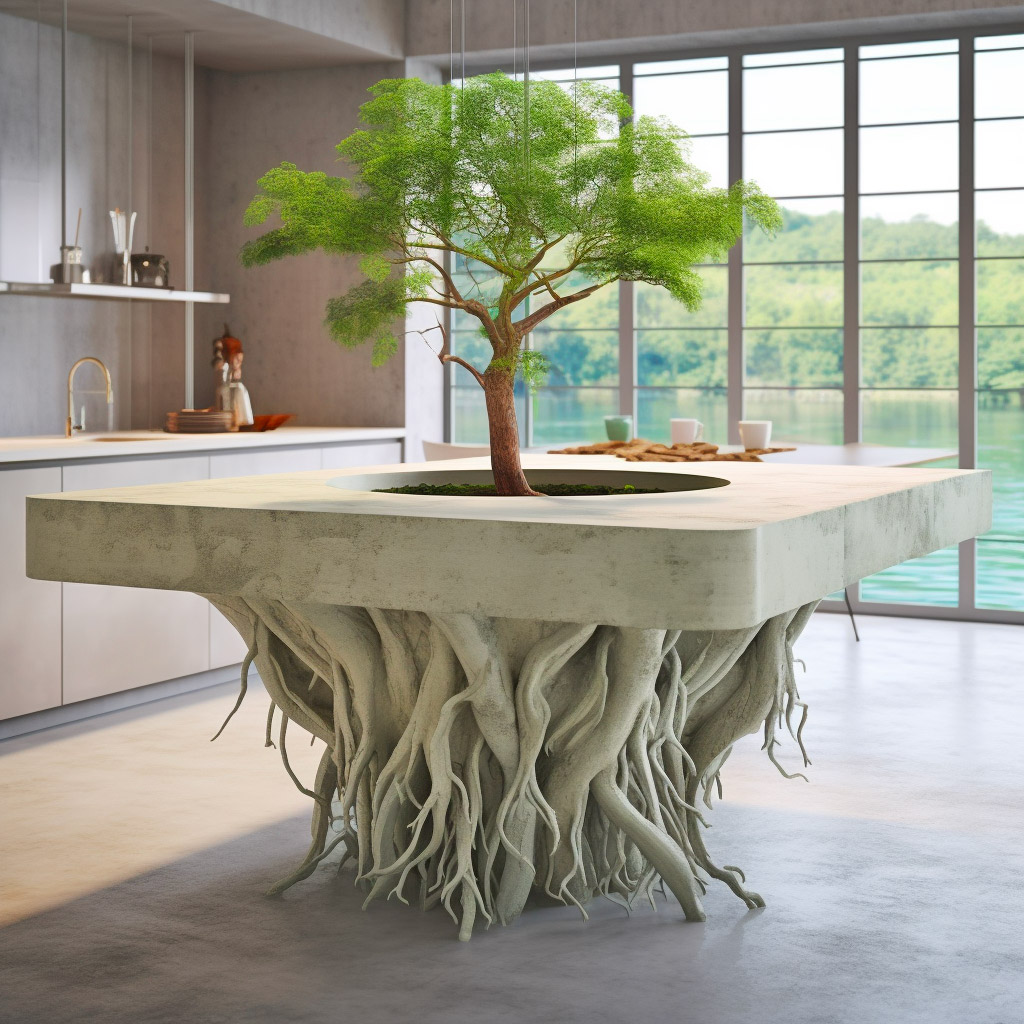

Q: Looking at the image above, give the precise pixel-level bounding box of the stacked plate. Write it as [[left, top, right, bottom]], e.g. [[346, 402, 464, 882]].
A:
[[165, 409, 235, 433]]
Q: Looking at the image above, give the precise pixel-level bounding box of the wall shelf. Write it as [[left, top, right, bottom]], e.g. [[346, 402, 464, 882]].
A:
[[0, 282, 229, 304]]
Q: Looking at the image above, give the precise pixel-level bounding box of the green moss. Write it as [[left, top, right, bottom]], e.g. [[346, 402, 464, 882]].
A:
[[373, 482, 664, 496]]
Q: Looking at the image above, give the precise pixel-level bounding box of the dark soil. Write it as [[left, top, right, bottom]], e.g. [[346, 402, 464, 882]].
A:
[[374, 482, 665, 497]]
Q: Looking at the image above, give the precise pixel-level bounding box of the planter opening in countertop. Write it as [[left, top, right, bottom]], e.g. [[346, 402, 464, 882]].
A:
[[327, 466, 731, 496]]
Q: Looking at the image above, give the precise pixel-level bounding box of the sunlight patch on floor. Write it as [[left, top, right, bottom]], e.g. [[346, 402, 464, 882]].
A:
[[0, 680, 321, 926]]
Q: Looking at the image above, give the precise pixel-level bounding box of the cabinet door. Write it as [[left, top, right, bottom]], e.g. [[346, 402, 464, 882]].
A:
[[208, 446, 321, 667], [321, 441, 403, 469], [209, 446, 321, 480], [62, 457, 211, 704], [0, 467, 63, 719]]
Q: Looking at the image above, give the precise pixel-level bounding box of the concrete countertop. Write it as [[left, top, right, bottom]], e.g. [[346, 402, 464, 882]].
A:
[[0, 426, 405, 465], [26, 455, 991, 631]]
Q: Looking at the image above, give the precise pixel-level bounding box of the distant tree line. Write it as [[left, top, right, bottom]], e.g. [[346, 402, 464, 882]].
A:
[[454, 210, 1024, 398]]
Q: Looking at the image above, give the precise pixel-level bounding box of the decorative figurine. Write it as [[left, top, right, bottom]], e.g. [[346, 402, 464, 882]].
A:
[[212, 325, 254, 427]]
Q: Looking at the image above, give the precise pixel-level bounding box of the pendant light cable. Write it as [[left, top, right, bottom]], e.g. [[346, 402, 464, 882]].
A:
[[573, 0, 578, 186], [524, 0, 530, 183], [127, 15, 133, 227], [60, 0, 67, 248]]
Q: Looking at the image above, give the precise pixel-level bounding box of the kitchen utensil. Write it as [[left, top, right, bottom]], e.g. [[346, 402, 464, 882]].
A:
[[52, 208, 84, 282], [50, 244, 83, 283], [130, 249, 170, 288], [108, 208, 137, 285]]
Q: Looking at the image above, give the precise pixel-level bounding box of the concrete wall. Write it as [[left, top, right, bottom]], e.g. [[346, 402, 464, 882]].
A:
[[0, 14, 444, 448], [0, 12, 133, 436], [406, 0, 1024, 64], [0, 11, 207, 436], [212, 0, 407, 61], [193, 61, 408, 429]]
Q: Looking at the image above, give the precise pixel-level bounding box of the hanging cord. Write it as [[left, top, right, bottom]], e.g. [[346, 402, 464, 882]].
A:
[[126, 16, 132, 215], [524, 0, 530, 184], [573, 0, 578, 192], [449, 0, 454, 83]]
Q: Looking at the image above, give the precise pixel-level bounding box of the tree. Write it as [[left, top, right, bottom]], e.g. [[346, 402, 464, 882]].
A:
[[241, 73, 780, 495]]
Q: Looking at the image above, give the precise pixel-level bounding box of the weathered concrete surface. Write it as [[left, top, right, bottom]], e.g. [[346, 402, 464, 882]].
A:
[[26, 456, 990, 631], [0, 0, 406, 70], [406, 0, 1024, 64]]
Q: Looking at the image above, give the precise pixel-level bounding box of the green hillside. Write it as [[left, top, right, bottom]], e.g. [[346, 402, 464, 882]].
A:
[[455, 208, 1024, 393]]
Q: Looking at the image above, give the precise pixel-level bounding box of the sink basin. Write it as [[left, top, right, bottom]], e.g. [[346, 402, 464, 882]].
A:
[[74, 433, 175, 442]]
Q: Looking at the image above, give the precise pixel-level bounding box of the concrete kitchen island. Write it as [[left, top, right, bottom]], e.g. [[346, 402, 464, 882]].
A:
[[25, 456, 991, 939]]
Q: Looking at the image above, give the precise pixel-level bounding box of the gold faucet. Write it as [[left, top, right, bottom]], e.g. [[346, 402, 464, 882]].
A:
[[66, 357, 113, 437]]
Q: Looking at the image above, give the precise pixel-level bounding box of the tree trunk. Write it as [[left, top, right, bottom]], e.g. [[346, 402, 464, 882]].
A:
[[483, 367, 538, 496]]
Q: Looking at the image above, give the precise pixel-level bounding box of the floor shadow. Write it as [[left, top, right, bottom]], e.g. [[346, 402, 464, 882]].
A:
[[3, 800, 1021, 1024]]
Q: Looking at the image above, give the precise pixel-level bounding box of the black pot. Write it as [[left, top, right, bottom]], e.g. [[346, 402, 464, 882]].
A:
[[131, 251, 170, 288]]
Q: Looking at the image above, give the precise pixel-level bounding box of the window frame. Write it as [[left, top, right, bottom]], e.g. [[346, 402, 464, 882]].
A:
[[443, 24, 1024, 626]]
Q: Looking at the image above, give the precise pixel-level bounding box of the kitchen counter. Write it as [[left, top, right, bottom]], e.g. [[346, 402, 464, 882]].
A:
[[0, 426, 405, 465], [1, 425, 406, 733]]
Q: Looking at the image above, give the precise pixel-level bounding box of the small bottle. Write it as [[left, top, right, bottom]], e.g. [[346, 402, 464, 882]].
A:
[[229, 378, 254, 428], [214, 363, 231, 413]]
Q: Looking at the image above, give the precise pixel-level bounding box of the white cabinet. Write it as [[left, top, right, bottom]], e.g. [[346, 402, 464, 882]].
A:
[[2, 434, 406, 719], [61, 457, 212, 704], [321, 441, 403, 469], [0, 466, 63, 719], [208, 446, 321, 480]]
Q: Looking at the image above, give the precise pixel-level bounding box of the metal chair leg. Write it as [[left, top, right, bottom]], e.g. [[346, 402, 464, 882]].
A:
[[844, 587, 861, 642]]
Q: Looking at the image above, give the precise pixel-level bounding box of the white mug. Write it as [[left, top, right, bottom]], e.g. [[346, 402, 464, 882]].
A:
[[670, 418, 703, 445], [738, 420, 772, 450]]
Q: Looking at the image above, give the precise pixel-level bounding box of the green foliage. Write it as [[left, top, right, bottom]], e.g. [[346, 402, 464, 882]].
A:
[[374, 482, 663, 496], [496, 206, 1024, 393], [519, 350, 552, 391], [241, 73, 776, 377], [324, 278, 404, 366], [489, 349, 551, 391]]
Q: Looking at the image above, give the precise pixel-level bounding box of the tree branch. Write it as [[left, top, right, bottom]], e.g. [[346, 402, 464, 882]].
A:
[[399, 252, 465, 305], [411, 295, 465, 311], [512, 279, 615, 335], [440, 354, 486, 388], [418, 239, 511, 277], [415, 315, 486, 390], [507, 265, 577, 310]]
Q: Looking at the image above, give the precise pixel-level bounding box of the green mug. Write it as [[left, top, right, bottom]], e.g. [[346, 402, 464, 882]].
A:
[[604, 414, 634, 442]]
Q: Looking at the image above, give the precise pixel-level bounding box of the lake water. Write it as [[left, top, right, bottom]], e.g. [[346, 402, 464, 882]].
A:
[[452, 386, 1023, 612]]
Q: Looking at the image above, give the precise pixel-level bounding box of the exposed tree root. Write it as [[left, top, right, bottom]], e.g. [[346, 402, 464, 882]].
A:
[[205, 595, 819, 940]]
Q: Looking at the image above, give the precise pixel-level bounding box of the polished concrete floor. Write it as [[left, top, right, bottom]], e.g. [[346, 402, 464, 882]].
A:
[[1, 612, 1022, 1024]]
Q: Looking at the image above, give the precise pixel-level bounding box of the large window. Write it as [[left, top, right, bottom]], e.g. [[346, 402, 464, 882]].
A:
[[447, 31, 1024, 623], [975, 33, 1024, 612], [633, 57, 729, 443], [742, 47, 845, 444], [857, 39, 962, 606]]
